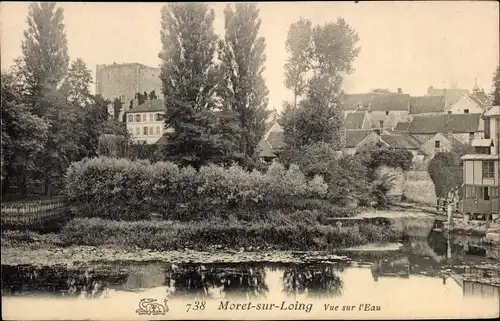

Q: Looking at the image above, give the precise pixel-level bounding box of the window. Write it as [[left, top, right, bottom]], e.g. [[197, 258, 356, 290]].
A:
[[142, 114, 146, 122], [483, 187, 490, 201], [447, 111, 452, 114], [379, 120, 384, 128], [149, 113, 154, 121], [464, 109, 469, 114], [385, 111, 389, 116], [482, 161, 495, 179], [469, 132, 474, 140], [135, 114, 141, 122], [156, 126, 160, 135], [435, 141, 440, 148], [135, 127, 140, 135], [484, 118, 490, 139], [128, 115, 133, 122], [149, 127, 153, 135], [155, 113, 161, 121], [475, 147, 490, 154], [143, 127, 148, 135]]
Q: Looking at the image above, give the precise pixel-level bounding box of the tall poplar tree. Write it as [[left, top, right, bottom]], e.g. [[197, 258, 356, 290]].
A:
[[219, 3, 270, 167], [159, 3, 235, 168], [20, 2, 69, 111]]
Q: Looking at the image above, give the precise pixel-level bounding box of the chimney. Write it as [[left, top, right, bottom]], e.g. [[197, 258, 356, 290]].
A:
[[132, 99, 139, 109], [397, 88, 402, 94]]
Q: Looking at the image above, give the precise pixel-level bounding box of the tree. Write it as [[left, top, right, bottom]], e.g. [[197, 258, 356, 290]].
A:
[[76, 94, 128, 158], [149, 90, 158, 100], [283, 18, 314, 108], [60, 58, 94, 107], [19, 2, 69, 110], [492, 65, 500, 106], [159, 3, 235, 168], [219, 3, 270, 167], [1, 72, 49, 196], [280, 18, 360, 151]]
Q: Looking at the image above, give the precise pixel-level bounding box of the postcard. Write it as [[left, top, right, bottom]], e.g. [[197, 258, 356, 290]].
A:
[[1, 1, 499, 320]]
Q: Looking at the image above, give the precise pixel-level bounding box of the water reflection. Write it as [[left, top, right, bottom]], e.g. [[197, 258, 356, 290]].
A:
[[282, 264, 344, 298], [164, 264, 269, 299], [1, 232, 499, 303]]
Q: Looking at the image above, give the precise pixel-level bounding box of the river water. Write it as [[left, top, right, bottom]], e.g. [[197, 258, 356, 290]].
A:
[[2, 231, 499, 320]]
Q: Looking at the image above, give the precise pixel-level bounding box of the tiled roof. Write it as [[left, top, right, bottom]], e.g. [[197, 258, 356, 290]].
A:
[[369, 93, 410, 111], [461, 154, 499, 160], [407, 113, 482, 134], [344, 111, 366, 129], [258, 139, 275, 158], [267, 131, 284, 149], [484, 105, 500, 117], [409, 96, 447, 114], [394, 122, 410, 131], [258, 123, 284, 158], [471, 91, 489, 105], [127, 99, 165, 113], [468, 94, 487, 108], [380, 133, 421, 149], [341, 93, 373, 110], [345, 130, 375, 148], [427, 88, 469, 104]]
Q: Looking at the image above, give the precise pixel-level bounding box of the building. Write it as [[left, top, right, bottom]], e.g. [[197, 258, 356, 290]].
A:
[[426, 86, 470, 107], [95, 62, 162, 105], [341, 92, 411, 130], [344, 111, 369, 130], [461, 106, 500, 218], [125, 99, 171, 144], [343, 130, 382, 155], [404, 113, 484, 145], [445, 94, 488, 115], [409, 96, 447, 115]]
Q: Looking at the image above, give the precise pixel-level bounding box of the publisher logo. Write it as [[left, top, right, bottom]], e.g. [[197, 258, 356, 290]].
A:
[[136, 298, 169, 315]]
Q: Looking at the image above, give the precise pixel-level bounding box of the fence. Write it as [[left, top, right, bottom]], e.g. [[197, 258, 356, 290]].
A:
[[436, 197, 462, 214], [1, 197, 70, 231]]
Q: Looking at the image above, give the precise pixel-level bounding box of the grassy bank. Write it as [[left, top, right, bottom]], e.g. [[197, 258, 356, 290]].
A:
[[58, 215, 403, 251]]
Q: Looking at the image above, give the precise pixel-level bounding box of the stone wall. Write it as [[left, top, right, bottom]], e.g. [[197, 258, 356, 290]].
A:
[[374, 165, 437, 206], [95, 63, 162, 104]]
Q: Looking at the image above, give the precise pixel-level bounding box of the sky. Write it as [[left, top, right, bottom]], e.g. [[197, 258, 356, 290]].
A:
[[1, 1, 499, 111]]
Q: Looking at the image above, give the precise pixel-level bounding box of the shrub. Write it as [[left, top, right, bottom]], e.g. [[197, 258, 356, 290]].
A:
[[64, 157, 328, 221], [428, 152, 462, 198]]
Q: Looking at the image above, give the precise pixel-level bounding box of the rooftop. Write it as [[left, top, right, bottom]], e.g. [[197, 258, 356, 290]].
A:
[[461, 154, 499, 160], [407, 113, 482, 134], [345, 130, 376, 148], [369, 93, 410, 111], [484, 105, 500, 117], [409, 96, 447, 114], [127, 99, 165, 113], [380, 133, 421, 149], [344, 111, 366, 129]]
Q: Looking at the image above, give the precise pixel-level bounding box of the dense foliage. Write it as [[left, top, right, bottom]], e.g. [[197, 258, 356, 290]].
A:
[[2, 3, 126, 198], [64, 157, 328, 221], [492, 65, 500, 106], [428, 152, 463, 198]]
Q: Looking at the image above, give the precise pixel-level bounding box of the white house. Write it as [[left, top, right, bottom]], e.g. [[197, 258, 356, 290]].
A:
[[125, 99, 171, 144]]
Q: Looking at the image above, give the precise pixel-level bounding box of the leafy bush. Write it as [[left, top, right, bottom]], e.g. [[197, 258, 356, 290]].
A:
[[283, 142, 371, 205], [428, 152, 463, 198], [358, 147, 413, 175], [64, 157, 328, 221], [60, 217, 402, 251]]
